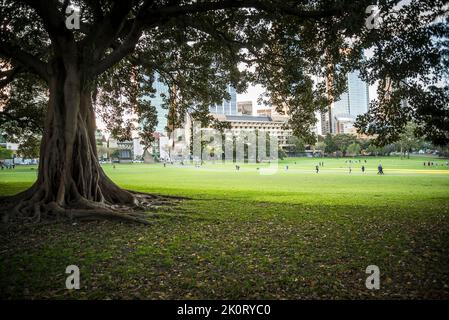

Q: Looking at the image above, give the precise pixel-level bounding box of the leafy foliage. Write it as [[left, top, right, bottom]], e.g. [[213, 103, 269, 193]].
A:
[[17, 135, 40, 159], [0, 146, 13, 159], [354, 1, 449, 145], [319, 130, 434, 156], [287, 135, 306, 154], [346, 142, 361, 156], [0, 72, 46, 151]]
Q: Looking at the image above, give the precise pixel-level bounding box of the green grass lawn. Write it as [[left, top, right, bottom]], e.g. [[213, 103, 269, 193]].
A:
[[1, 156, 449, 299]]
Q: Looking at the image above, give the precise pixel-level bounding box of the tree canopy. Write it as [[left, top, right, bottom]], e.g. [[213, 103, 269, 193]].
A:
[[0, 1, 446, 145]]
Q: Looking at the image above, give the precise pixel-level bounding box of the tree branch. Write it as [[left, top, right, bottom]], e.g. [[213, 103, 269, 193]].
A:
[[84, 0, 103, 22], [90, 24, 143, 77], [92, 0, 344, 77], [0, 43, 49, 82], [20, 0, 75, 52], [0, 110, 44, 135], [84, 0, 140, 61], [144, 0, 343, 20]]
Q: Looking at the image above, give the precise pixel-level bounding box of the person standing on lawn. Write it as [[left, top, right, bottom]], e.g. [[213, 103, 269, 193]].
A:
[[377, 163, 384, 175]]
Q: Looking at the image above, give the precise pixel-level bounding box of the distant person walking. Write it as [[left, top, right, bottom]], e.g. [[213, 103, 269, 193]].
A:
[[315, 165, 319, 173], [377, 164, 384, 175], [361, 165, 365, 173], [349, 167, 352, 174]]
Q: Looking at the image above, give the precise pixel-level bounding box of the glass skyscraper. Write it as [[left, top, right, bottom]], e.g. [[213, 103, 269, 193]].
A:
[[209, 85, 237, 115], [143, 73, 169, 134], [319, 70, 370, 135], [332, 70, 369, 118]]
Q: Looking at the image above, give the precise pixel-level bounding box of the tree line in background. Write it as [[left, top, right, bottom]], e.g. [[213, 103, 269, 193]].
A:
[[286, 123, 449, 158], [0, 146, 13, 159], [2, 122, 447, 161]]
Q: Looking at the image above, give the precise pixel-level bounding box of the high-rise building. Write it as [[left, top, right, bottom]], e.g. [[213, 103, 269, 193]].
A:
[[140, 73, 170, 135], [321, 70, 370, 135], [332, 70, 369, 119], [209, 85, 237, 115], [148, 74, 170, 134], [237, 101, 253, 115], [320, 109, 331, 136], [137, 74, 172, 161]]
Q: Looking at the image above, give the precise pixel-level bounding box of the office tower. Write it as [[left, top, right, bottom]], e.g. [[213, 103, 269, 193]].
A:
[[321, 70, 370, 134], [237, 101, 253, 115], [209, 85, 237, 115], [142, 74, 170, 134], [332, 70, 370, 118]]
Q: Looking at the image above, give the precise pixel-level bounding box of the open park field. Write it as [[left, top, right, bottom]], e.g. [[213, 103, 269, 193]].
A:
[[1, 156, 449, 299]]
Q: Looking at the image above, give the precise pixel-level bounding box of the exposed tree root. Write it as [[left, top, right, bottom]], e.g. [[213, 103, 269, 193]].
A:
[[0, 188, 187, 227]]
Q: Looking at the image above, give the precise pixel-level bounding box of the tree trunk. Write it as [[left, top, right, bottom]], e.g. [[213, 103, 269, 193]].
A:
[[39, 66, 136, 204], [1, 62, 178, 225]]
